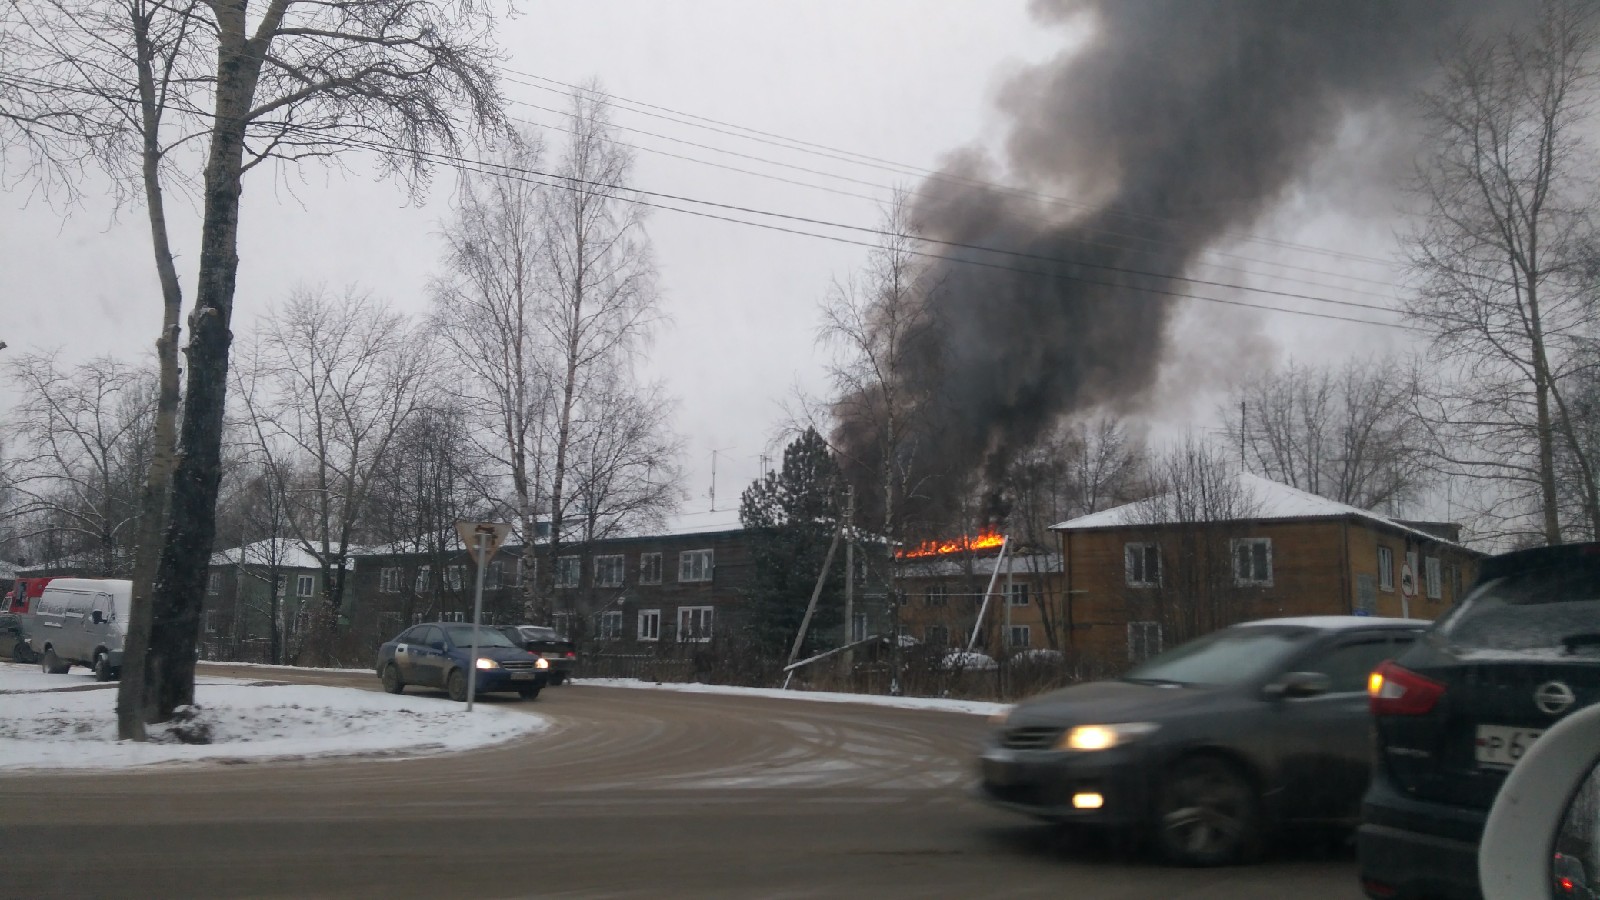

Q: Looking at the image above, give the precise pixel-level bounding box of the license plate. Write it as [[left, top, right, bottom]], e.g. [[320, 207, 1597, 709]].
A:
[[510, 673, 536, 681], [1474, 724, 1544, 767]]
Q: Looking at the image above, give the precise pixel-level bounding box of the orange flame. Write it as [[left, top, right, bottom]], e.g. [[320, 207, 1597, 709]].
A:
[[897, 530, 1006, 559]]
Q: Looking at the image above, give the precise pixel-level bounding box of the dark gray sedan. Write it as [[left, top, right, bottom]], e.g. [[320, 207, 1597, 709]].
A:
[[980, 616, 1425, 866]]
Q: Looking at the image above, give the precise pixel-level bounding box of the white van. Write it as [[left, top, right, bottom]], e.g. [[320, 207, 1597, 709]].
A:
[[26, 578, 130, 681]]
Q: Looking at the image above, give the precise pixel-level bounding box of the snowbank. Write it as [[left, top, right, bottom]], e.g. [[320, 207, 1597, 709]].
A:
[[0, 662, 548, 771], [576, 678, 1008, 717]]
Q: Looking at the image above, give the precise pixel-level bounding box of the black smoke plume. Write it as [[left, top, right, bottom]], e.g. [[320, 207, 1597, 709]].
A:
[[835, 0, 1520, 526]]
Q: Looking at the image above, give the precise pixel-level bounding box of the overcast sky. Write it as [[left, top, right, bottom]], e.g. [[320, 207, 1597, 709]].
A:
[[2, 0, 1422, 519]]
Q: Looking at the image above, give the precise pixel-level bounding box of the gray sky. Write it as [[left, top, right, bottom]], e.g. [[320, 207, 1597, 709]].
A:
[[1, 0, 1422, 518]]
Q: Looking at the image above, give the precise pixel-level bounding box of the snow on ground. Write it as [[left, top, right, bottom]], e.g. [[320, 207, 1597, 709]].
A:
[[576, 678, 1009, 717], [198, 660, 371, 674], [0, 662, 548, 771]]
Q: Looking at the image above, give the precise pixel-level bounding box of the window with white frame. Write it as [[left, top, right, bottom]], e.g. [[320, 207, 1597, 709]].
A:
[[1125, 542, 1161, 588], [923, 584, 948, 607], [1128, 621, 1162, 662], [555, 556, 581, 588], [412, 612, 425, 625], [1009, 625, 1031, 648], [207, 571, 222, 595], [275, 575, 288, 598], [639, 552, 662, 584], [1378, 545, 1394, 592], [513, 558, 525, 585], [599, 610, 623, 640], [594, 555, 625, 587], [446, 611, 465, 623], [485, 561, 502, 589], [678, 606, 714, 642], [1425, 556, 1442, 600], [296, 574, 314, 597], [380, 566, 401, 593], [446, 565, 465, 591], [1007, 582, 1030, 606], [679, 549, 713, 583], [638, 608, 661, 641], [1232, 538, 1273, 586], [924, 624, 949, 647], [414, 566, 431, 593], [851, 614, 868, 643]]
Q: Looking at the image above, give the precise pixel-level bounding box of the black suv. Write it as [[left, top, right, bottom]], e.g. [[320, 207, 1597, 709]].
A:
[[1359, 543, 1600, 900]]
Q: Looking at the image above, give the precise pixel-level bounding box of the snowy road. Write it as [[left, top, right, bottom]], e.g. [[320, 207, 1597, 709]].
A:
[[1, 665, 1364, 898]]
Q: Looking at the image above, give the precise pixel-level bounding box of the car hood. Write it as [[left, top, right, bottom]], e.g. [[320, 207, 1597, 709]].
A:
[[472, 646, 541, 663], [1006, 679, 1230, 728]]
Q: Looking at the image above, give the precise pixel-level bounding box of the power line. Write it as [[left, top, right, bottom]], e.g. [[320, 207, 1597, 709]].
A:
[[502, 69, 1407, 271], [324, 130, 1416, 332], [502, 98, 1405, 305]]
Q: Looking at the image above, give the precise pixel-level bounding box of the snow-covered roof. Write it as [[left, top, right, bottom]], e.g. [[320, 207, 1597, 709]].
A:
[[210, 539, 328, 570], [899, 552, 1063, 579], [1052, 472, 1470, 549]]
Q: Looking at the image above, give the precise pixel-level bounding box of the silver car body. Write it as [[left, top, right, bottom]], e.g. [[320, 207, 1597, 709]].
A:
[[25, 578, 131, 672]]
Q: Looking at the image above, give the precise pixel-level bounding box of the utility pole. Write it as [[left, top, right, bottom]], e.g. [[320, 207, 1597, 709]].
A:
[[842, 486, 856, 677], [1239, 400, 1246, 468]]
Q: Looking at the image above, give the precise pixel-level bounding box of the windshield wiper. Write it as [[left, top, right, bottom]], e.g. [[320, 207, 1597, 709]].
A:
[[1561, 632, 1600, 654]]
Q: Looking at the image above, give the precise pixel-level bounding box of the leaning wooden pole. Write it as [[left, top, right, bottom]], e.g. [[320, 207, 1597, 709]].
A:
[[783, 522, 845, 687], [966, 536, 1011, 653]]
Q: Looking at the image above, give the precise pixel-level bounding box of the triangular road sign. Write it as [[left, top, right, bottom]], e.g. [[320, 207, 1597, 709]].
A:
[[456, 520, 513, 564]]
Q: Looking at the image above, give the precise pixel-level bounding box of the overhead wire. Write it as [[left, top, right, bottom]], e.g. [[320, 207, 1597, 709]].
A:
[[321, 129, 1419, 333], [501, 69, 1407, 271]]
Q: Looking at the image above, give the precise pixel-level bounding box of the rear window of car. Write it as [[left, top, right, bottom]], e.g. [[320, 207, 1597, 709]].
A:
[[519, 626, 559, 641], [1439, 558, 1600, 657], [1121, 626, 1317, 686], [443, 625, 518, 648]]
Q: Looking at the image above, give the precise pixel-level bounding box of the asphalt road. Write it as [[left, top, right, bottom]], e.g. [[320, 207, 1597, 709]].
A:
[[2, 665, 1364, 899]]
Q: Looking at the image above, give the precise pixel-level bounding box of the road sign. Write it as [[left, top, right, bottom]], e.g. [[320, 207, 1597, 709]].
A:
[[1400, 563, 1417, 599], [456, 520, 512, 564]]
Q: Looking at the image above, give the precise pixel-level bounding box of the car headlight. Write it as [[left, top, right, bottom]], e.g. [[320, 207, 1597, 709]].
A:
[[988, 706, 1014, 727], [1057, 722, 1160, 751], [475, 657, 500, 670], [535, 658, 550, 670]]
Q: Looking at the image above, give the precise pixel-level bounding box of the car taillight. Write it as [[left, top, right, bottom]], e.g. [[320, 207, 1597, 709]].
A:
[[1369, 660, 1446, 716], [566, 651, 575, 658]]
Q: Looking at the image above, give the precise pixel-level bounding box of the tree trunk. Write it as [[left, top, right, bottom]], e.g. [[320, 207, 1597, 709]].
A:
[[117, 11, 191, 739], [145, 8, 262, 718]]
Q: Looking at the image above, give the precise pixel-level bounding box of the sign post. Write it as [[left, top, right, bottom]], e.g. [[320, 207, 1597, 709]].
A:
[[456, 520, 511, 711]]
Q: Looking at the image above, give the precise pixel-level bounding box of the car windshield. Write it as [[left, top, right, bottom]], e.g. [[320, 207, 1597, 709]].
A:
[[1439, 558, 1600, 657], [442, 625, 518, 649], [1121, 626, 1315, 687]]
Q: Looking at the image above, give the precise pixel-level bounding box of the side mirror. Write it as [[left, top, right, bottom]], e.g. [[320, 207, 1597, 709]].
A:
[[1265, 671, 1331, 700], [91, 610, 105, 625], [1480, 704, 1600, 900]]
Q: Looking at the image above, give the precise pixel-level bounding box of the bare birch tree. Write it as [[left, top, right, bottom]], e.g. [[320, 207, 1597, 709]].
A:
[[432, 131, 557, 621], [0, 353, 157, 575], [3, 0, 505, 732], [1407, 0, 1600, 544], [233, 288, 433, 664], [821, 193, 943, 691], [1224, 357, 1428, 513], [535, 87, 661, 622]]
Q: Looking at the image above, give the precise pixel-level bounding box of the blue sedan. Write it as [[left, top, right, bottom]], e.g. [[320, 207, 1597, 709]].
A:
[[377, 622, 550, 701]]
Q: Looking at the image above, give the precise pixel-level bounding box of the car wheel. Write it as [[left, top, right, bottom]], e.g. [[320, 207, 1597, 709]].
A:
[[518, 685, 542, 701], [446, 669, 468, 702], [11, 637, 36, 663], [381, 663, 405, 694], [93, 651, 116, 682], [41, 647, 69, 675], [1155, 755, 1260, 867]]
